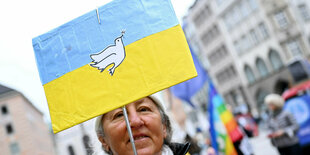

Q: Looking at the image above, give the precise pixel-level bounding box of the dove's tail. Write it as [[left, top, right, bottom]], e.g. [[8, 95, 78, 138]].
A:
[[90, 56, 115, 72], [90, 53, 102, 62], [90, 62, 108, 72]]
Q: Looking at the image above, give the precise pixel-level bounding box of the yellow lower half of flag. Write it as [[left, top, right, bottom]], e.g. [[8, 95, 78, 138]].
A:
[[43, 25, 197, 133]]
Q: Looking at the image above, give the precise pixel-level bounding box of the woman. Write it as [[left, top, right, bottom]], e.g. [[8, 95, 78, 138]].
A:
[[264, 94, 301, 155], [95, 95, 190, 155]]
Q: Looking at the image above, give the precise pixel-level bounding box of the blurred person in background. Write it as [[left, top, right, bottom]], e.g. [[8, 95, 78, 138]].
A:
[[185, 133, 201, 155], [234, 106, 259, 138], [200, 137, 216, 155], [265, 94, 301, 155]]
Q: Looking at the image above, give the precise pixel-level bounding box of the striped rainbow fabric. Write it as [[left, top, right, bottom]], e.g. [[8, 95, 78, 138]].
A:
[[209, 81, 242, 155], [32, 0, 197, 133]]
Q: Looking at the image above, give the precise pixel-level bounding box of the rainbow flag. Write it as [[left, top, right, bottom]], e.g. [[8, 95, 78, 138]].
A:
[[208, 81, 242, 155], [32, 0, 197, 133]]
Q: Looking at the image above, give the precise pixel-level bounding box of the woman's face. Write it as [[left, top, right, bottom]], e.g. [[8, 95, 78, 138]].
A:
[[100, 97, 167, 155], [267, 103, 277, 111]]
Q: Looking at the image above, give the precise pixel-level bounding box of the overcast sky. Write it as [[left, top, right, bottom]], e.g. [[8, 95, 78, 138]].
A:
[[0, 0, 194, 121]]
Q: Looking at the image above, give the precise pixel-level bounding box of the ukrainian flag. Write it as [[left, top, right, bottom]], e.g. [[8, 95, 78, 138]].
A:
[[32, 0, 197, 133]]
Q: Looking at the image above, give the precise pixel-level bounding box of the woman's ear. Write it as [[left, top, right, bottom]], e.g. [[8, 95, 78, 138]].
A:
[[163, 125, 167, 138], [98, 136, 110, 152]]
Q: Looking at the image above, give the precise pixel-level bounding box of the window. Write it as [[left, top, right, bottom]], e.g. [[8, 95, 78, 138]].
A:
[[235, 23, 269, 53], [208, 45, 228, 65], [240, 35, 247, 51], [240, 0, 250, 18], [216, 0, 225, 6], [6, 123, 14, 135], [234, 40, 241, 54], [250, 29, 259, 45], [287, 40, 303, 57], [216, 66, 236, 84], [68, 145, 75, 155], [288, 60, 309, 82], [1, 105, 8, 115], [201, 25, 220, 46], [193, 5, 212, 27], [274, 11, 289, 29], [232, 7, 241, 25], [193, 13, 203, 27], [269, 50, 283, 70], [10, 142, 20, 155], [258, 23, 269, 39], [213, 25, 220, 36], [216, 72, 224, 83], [208, 52, 218, 65], [223, 14, 233, 29], [256, 58, 269, 77], [231, 90, 244, 106], [221, 45, 228, 56], [224, 2, 247, 30], [228, 66, 236, 77], [247, 0, 258, 10], [244, 34, 252, 50], [205, 5, 212, 16], [223, 0, 258, 30], [201, 31, 211, 45], [299, 4, 310, 22], [244, 65, 255, 83], [256, 90, 269, 106]]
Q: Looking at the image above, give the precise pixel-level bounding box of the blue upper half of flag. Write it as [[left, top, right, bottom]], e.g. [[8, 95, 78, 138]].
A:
[[32, 0, 179, 85]]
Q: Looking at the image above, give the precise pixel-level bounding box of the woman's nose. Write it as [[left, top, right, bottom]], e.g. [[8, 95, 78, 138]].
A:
[[128, 111, 144, 128]]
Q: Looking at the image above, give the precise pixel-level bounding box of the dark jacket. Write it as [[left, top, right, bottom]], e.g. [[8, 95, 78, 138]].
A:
[[168, 142, 190, 155]]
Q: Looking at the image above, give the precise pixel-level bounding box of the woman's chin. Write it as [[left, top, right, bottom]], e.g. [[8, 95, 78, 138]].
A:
[[134, 140, 161, 155], [136, 148, 161, 155]]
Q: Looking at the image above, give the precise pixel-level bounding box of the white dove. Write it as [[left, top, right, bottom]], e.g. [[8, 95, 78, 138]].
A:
[[90, 31, 126, 75]]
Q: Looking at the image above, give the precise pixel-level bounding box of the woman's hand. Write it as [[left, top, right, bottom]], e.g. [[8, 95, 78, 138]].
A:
[[267, 130, 285, 138], [271, 130, 285, 138]]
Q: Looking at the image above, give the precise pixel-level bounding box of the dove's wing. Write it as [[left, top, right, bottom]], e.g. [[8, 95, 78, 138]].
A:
[[90, 45, 116, 62]]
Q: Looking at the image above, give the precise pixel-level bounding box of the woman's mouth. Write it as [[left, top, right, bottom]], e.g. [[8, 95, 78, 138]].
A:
[[134, 135, 148, 140], [129, 134, 149, 143]]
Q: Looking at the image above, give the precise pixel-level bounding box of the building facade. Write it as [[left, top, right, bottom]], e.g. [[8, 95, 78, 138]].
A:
[[184, 0, 310, 115], [54, 118, 104, 155], [0, 84, 55, 155]]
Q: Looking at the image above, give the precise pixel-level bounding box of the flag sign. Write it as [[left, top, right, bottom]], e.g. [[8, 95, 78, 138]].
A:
[[208, 82, 242, 155], [284, 95, 310, 146], [32, 0, 197, 133], [170, 46, 207, 107]]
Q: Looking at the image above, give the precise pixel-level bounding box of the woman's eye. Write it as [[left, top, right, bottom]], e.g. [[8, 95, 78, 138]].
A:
[[113, 112, 123, 119], [139, 107, 150, 112]]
